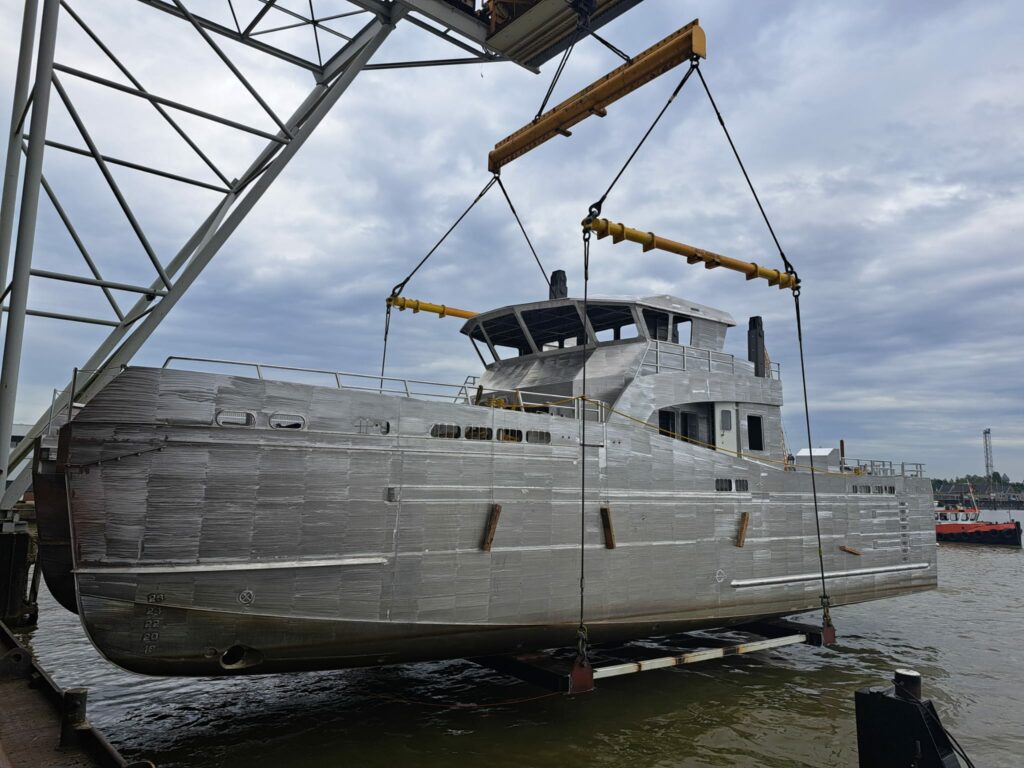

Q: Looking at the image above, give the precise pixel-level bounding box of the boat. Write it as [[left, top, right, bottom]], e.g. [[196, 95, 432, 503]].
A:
[[31, 291, 937, 676], [934, 506, 1022, 547]]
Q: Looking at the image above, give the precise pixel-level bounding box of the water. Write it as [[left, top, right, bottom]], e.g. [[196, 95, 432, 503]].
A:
[[16, 515, 1024, 768]]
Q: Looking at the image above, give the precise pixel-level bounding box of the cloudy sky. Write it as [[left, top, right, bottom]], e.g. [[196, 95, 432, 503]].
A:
[[1, 0, 1021, 480]]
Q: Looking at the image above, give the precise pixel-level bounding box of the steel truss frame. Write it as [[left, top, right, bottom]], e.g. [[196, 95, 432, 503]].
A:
[[0, 0, 514, 511]]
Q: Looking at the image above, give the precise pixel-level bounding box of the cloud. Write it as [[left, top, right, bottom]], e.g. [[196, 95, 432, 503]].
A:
[[1, 0, 1021, 480]]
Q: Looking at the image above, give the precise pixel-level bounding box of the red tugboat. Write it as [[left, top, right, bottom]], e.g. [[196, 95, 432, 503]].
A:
[[934, 506, 1022, 547]]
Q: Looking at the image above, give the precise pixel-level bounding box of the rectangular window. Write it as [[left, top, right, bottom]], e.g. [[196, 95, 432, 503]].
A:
[[872, 486, 883, 494], [859, 485, 872, 494], [497, 428, 522, 442], [720, 409, 732, 431], [735, 478, 749, 492], [216, 410, 255, 427], [747, 415, 764, 451], [526, 430, 551, 444], [465, 426, 493, 440], [430, 424, 461, 439], [715, 478, 733, 491], [269, 413, 305, 430], [658, 409, 676, 438]]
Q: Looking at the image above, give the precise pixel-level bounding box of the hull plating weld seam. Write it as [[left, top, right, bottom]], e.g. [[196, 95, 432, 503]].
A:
[[74, 556, 388, 575], [730, 562, 930, 588]]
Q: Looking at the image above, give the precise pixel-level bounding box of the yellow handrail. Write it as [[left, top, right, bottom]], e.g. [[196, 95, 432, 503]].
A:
[[583, 217, 797, 290], [387, 295, 477, 319]]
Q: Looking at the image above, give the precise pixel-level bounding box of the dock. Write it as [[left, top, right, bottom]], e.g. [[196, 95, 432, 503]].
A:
[[0, 621, 152, 768]]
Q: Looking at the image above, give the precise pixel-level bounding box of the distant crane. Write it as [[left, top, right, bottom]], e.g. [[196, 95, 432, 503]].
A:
[[983, 428, 994, 489]]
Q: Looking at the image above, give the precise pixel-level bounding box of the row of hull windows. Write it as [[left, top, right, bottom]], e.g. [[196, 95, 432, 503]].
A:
[[216, 410, 305, 430], [851, 485, 897, 494], [716, 478, 750, 492], [430, 424, 552, 444], [215, 410, 393, 434]]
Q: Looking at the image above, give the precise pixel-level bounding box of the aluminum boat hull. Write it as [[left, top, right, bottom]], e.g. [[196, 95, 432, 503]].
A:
[[35, 365, 937, 675]]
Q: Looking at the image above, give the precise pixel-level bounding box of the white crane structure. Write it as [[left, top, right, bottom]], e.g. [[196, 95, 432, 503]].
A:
[[0, 0, 647, 519]]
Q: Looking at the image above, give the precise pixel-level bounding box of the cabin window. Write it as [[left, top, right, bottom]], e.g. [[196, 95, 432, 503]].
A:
[[720, 410, 732, 431], [747, 415, 764, 451], [269, 413, 305, 430], [872, 486, 883, 494], [642, 309, 691, 344], [715, 478, 733, 491], [430, 424, 461, 439], [480, 314, 532, 358], [886, 486, 896, 494], [526, 430, 551, 444], [643, 310, 672, 341], [216, 410, 255, 427], [497, 428, 523, 442], [522, 305, 587, 350], [673, 316, 692, 345], [465, 426, 493, 440], [735, 479, 749, 492], [658, 410, 676, 438], [587, 304, 639, 343], [858, 485, 871, 494]]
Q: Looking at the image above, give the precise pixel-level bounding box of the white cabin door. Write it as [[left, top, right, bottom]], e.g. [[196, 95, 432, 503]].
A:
[[716, 403, 737, 454]]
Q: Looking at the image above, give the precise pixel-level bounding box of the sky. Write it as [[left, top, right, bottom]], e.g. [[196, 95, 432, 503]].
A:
[[0, 0, 1021, 481]]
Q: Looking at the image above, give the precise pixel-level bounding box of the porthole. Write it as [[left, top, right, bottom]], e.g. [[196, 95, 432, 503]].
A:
[[216, 410, 255, 427]]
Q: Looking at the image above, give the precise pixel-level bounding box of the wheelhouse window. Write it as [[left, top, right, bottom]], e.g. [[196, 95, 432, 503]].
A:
[[522, 305, 587, 351], [642, 309, 691, 344], [480, 313, 532, 358], [747, 415, 764, 451], [587, 304, 638, 343]]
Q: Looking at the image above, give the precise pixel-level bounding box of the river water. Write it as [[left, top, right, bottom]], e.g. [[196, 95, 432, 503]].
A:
[[15, 512, 1024, 768]]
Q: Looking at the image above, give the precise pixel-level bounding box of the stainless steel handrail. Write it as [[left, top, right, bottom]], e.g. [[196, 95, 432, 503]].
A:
[[161, 356, 603, 420]]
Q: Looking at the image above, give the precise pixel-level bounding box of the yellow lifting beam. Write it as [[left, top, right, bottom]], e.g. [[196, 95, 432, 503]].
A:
[[488, 20, 707, 174], [583, 218, 797, 290], [387, 295, 478, 319]]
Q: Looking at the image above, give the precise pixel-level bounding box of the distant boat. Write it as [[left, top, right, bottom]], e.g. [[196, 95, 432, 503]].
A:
[[32, 293, 937, 676], [934, 506, 1021, 547]]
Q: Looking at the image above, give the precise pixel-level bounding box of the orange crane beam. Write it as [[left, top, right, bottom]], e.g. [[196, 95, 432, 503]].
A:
[[488, 20, 706, 173], [583, 217, 797, 290], [387, 295, 478, 319]]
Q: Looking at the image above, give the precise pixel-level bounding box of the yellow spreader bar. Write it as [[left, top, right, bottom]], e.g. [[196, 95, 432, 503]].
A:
[[488, 20, 707, 174], [583, 218, 797, 290], [387, 295, 477, 319]]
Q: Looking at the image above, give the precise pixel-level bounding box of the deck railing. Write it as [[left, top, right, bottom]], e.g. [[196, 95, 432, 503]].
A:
[[162, 357, 606, 422], [842, 458, 926, 478], [639, 341, 781, 379]]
